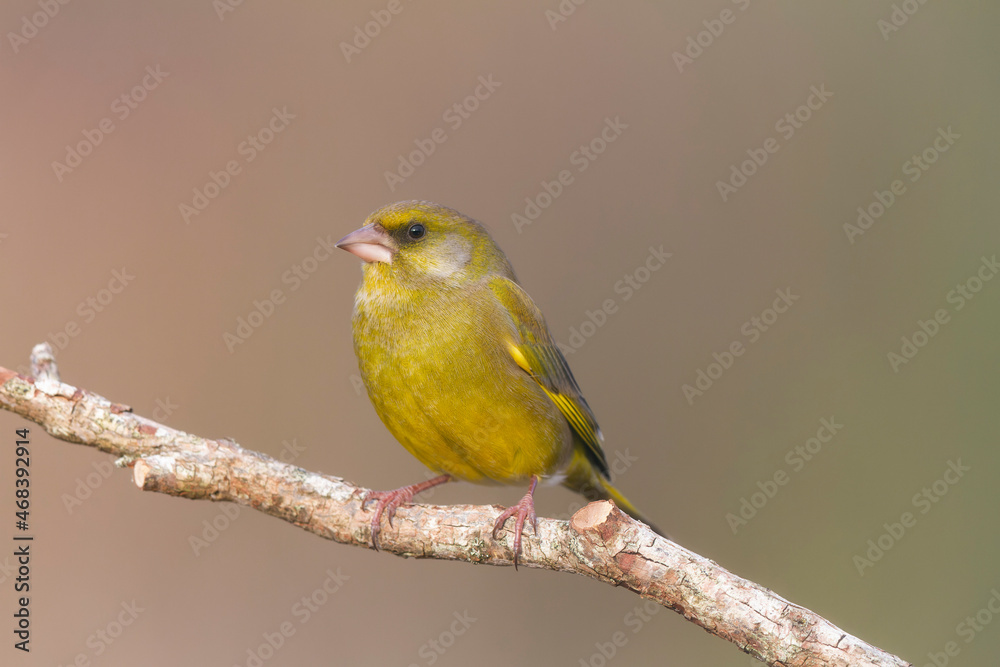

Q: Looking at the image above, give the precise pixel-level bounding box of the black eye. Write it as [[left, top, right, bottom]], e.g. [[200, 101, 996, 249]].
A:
[[407, 223, 426, 240]]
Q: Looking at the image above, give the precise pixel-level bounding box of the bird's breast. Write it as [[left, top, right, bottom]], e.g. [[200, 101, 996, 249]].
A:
[[351, 279, 571, 484]]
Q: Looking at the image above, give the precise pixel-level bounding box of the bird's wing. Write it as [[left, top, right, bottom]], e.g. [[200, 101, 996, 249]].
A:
[[488, 276, 610, 479]]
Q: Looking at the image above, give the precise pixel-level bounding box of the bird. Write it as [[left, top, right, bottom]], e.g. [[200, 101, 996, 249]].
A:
[[336, 200, 659, 566]]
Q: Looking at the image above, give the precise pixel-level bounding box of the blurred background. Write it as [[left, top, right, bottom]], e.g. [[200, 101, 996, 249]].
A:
[[2, 1, 998, 665]]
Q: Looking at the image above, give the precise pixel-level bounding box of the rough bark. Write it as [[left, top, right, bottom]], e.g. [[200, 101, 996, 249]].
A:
[[0, 344, 911, 667]]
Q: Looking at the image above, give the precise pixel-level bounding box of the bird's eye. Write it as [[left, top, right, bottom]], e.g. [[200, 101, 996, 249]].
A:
[[407, 223, 426, 240]]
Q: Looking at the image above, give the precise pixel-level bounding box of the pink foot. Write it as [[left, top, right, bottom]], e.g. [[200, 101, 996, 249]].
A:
[[492, 476, 540, 569], [363, 474, 452, 550]]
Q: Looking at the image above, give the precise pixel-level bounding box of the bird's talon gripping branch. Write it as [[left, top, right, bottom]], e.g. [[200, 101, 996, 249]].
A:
[[363, 474, 452, 550], [492, 475, 540, 569]]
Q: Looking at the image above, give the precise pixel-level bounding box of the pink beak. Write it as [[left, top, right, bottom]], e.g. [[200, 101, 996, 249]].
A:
[[335, 224, 395, 264]]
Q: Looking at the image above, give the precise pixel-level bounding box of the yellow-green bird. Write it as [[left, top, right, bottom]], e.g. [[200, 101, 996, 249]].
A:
[[336, 200, 659, 565]]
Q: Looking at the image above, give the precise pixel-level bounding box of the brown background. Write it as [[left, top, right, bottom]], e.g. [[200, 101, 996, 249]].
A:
[[2, 1, 998, 665]]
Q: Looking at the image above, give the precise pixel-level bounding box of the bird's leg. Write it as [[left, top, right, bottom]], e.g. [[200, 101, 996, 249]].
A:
[[362, 474, 452, 550], [492, 475, 540, 569]]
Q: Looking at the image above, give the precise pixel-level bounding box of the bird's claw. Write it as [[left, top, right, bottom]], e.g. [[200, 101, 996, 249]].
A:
[[363, 488, 415, 551], [361, 475, 452, 551], [492, 485, 539, 570]]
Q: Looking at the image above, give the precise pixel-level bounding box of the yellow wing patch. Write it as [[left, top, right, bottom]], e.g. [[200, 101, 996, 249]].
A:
[[492, 274, 610, 480], [508, 344, 532, 374], [504, 342, 607, 477]]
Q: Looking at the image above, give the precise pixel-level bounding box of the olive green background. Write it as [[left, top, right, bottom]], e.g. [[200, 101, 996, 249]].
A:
[[2, 1, 998, 665]]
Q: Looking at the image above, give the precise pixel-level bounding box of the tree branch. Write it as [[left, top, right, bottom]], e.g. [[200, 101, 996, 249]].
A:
[[0, 344, 910, 667]]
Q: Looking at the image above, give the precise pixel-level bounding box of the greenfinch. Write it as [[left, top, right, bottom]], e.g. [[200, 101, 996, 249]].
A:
[[337, 201, 658, 565]]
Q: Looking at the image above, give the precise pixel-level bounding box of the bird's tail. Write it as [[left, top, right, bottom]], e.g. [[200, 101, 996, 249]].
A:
[[561, 448, 666, 537]]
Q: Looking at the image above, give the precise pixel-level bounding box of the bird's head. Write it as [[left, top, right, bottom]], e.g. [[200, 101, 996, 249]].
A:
[[336, 201, 515, 288]]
